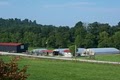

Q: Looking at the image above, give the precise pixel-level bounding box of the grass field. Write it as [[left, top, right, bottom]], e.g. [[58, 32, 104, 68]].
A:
[[96, 54, 120, 62], [0, 55, 120, 80], [78, 54, 120, 62]]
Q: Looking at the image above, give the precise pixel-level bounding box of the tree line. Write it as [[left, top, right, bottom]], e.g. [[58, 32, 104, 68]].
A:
[[0, 18, 120, 49]]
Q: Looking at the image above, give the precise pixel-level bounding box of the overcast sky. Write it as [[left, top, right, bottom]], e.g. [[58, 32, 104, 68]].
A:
[[0, 0, 120, 27]]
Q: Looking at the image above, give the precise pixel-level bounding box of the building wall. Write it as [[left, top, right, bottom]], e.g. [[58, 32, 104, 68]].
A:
[[0, 45, 17, 52], [0, 44, 28, 53], [17, 44, 28, 53]]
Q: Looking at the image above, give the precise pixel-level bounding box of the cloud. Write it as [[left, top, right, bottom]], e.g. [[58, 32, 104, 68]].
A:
[[42, 1, 120, 13], [81, 7, 120, 13], [0, 1, 9, 6], [43, 2, 95, 8]]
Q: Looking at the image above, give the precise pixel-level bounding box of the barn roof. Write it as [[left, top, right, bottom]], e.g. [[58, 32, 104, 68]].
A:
[[63, 49, 70, 52], [0, 43, 22, 46]]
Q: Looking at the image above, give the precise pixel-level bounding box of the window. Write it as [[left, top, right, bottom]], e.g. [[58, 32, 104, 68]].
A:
[[21, 45, 24, 49]]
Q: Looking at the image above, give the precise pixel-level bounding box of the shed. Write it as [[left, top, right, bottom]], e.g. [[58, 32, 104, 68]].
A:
[[86, 48, 120, 55], [53, 48, 72, 57], [53, 48, 69, 55], [0, 43, 28, 53]]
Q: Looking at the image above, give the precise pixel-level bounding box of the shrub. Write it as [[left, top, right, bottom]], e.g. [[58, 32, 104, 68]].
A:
[[0, 56, 29, 80], [69, 45, 77, 57]]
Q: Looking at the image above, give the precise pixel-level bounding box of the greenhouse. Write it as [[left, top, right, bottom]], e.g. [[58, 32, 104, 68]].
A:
[[76, 48, 86, 56], [86, 48, 120, 55]]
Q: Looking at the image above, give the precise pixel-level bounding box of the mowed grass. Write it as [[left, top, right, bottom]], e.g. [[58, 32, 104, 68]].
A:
[[96, 54, 120, 62], [1, 56, 120, 80], [79, 54, 120, 62]]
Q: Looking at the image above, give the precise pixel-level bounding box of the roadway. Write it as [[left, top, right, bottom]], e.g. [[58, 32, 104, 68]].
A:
[[0, 52, 120, 65]]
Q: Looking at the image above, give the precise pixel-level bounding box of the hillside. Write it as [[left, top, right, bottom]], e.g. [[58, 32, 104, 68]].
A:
[[0, 18, 120, 49]]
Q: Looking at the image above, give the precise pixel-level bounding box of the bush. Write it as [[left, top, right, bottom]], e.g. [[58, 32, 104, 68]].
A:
[[0, 56, 29, 80], [69, 45, 77, 57]]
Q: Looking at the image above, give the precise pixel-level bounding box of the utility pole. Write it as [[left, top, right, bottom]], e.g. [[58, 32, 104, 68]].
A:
[[75, 45, 76, 57]]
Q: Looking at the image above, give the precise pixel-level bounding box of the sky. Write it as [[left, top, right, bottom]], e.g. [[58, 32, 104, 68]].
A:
[[0, 0, 120, 27]]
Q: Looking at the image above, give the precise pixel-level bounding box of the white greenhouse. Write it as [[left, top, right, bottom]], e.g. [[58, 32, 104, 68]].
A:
[[85, 48, 120, 55], [76, 48, 86, 56]]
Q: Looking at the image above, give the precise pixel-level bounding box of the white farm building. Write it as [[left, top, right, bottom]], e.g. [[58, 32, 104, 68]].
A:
[[85, 48, 120, 56]]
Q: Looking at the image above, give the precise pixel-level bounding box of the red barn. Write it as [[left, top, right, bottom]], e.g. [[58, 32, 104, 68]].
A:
[[0, 43, 28, 53]]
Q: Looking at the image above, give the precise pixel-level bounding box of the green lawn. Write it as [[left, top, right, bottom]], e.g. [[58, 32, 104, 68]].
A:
[[0, 55, 120, 80], [78, 54, 120, 62], [96, 54, 120, 62]]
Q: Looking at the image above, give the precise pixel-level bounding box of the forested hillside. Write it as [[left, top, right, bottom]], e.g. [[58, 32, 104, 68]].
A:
[[0, 18, 120, 49]]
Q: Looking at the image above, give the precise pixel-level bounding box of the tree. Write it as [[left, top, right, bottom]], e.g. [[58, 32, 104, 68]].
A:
[[118, 22, 120, 27], [87, 22, 100, 35], [55, 32, 64, 48], [0, 32, 10, 42], [99, 23, 110, 33], [0, 18, 120, 49], [112, 31, 120, 49], [69, 45, 77, 57], [74, 21, 87, 48], [74, 21, 83, 28], [74, 21, 87, 37], [9, 32, 22, 43], [47, 35, 56, 48], [98, 31, 110, 47], [41, 37, 47, 47], [84, 33, 95, 48], [75, 35, 84, 47], [0, 57, 29, 80], [23, 32, 35, 47]]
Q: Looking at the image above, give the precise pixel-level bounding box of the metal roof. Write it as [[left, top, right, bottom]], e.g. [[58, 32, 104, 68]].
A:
[[53, 48, 68, 52], [77, 48, 86, 54], [32, 48, 47, 51], [0, 43, 22, 46], [53, 48, 70, 54], [88, 48, 120, 54]]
